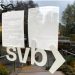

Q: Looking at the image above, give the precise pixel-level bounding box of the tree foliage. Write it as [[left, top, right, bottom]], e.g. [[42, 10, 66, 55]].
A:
[[59, 23, 66, 36], [62, 3, 75, 36]]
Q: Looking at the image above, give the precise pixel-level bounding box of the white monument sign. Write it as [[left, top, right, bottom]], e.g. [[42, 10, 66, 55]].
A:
[[2, 7, 65, 74]]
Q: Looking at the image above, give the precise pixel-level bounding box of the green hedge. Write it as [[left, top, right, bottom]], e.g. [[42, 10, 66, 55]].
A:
[[0, 64, 9, 75], [59, 62, 75, 75]]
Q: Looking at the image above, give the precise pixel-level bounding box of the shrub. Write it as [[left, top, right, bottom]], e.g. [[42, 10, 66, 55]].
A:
[[0, 64, 9, 75], [59, 64, 75, 75]]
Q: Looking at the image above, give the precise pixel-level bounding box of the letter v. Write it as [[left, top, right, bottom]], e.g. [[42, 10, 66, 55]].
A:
[[17, 48, 30, 63]]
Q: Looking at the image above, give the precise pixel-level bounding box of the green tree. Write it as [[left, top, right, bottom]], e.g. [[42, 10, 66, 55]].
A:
[[62, 3, 75, 36], [59, 23, 66, 36]]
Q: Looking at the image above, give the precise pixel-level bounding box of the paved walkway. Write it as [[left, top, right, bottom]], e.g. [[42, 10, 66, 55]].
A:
[[10, 66, 64, 75], [10, 71, 64, 75]]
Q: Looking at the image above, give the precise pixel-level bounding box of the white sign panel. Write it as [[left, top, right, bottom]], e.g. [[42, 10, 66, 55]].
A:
[[28, 6, 59, 50], [2, 10, 25, 48]]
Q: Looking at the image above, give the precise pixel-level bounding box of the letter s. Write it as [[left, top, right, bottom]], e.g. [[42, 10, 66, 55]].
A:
[[6, 47, 17, 61]]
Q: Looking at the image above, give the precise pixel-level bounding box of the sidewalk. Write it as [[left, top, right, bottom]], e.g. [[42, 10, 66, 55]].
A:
[[10, 66, 65, 75], [10, 71, 64, 75]]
